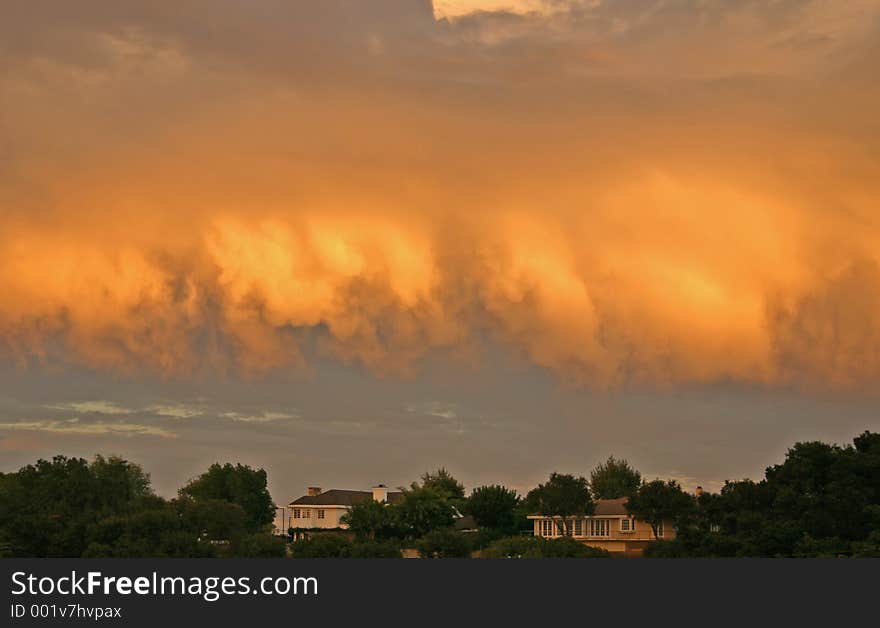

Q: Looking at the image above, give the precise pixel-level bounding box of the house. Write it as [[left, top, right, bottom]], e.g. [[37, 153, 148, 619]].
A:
[[286, 484, 476, 539], [528, 497, 675, 556], [287, 485, 402, 538]]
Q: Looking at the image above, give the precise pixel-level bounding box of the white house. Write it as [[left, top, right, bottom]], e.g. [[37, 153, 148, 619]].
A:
[[286, 485, 402, 538]]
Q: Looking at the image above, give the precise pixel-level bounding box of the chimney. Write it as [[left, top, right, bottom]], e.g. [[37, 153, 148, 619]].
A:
[[307, 487, 322, 497], [372, 484, 388, 503], [695, 486, 704, 498]]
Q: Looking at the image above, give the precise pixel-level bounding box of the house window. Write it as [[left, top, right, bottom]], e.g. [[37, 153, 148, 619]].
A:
[[589, 518, 610, 537], [303, 509, 311, 519], [710, 523, 720, 533], [656, 521, 664, 537], [317, 509, 325, 520], [292, 508, 300, 519], [574, 518, 583, 536], [540, 519, 553, 536], [620, 518, 635, 532]]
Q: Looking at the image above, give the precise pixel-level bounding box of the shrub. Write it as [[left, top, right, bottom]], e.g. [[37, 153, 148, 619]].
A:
[[290, 533, 351, 558], [482, 535, 609, 558], [416, 529, 472, 558], [231, 533, 287, 558], [348, 540, 402, 558]]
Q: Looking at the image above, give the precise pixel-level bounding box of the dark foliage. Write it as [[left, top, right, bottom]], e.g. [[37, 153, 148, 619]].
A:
[[644, 431, 880, 557], [482, 535, 609, 558]]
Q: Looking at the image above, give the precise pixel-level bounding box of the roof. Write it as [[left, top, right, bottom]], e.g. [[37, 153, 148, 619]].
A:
[[593, 497, 630, 516], [288, 489, 403, 507], [529, 497, 631, 517]]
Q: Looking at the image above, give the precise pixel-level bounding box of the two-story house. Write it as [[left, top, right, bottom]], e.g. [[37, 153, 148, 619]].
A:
[[528, 497, 675, 556], [287, 485, 402, 538]]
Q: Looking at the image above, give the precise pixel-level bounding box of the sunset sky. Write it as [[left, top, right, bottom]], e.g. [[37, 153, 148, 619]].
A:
[[2, 1, 879, 500]]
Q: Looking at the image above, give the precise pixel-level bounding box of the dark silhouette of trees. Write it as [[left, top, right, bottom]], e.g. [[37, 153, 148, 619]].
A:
[[179, 463, 275, 533], [523, 472, 593, 537], [589, 456, 642, 499], [626, 479, 695, 539], [465, 485, 520, 532]]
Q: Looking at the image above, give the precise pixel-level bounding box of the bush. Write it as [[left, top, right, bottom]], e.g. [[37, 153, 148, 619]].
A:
[[470, 527, 508, 550], [541, 537, 609, 558], [851, 531, 880, 557], [348, 540, 402, 558], [231, 533, 287, 558], [643, 539, 689, 558], [290, 533, 352, 558], [482, 535, 609, 558], [416, 529, 472, 558]]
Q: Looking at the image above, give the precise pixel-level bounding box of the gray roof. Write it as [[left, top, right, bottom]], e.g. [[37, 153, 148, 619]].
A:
[[530, 497, 631, 517], [593, 497, 630, 516], [289, 489, 403, 507]]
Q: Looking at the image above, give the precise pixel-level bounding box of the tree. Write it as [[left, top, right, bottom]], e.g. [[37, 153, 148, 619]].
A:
[[0, 455, 155, 557], [465, 485, 520, 532], [626, 480, 694, 539], [524, 473, 593, 537], [340, 499, 401, 540], [416, 529, 472, 558], [396, 484, 457, 538], [84, 502, 216, 558], [420, 468, 465, 500], [589, 456, 642, 499], [176, 496, 248, 543], [179, 463, 274, 533]]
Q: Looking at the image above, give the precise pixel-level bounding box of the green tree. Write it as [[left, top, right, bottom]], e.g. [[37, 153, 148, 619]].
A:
[[340, 499, 401, 540], [420, 468, 465, 500], [524, 472, 593, 537], [465, 485, 520, 532], [626, 480, 694, 539], [589, 456, 642, 499], [0, 455, 154, 557], [84, 496, 215, 558], [416, 528, 472, 558], [179, 463, 274, 533], [396, 484, 457, 538], [177, 496, 248, 543]]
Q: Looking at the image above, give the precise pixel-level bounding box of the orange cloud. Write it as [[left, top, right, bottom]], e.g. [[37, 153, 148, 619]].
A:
[[1, 1, 879, 390]]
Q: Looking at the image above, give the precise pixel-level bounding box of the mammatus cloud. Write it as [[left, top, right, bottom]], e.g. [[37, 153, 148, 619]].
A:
[[1, 1, 879, 390]]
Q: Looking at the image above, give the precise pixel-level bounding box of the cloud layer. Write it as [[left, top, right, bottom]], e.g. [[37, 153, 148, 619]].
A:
[[2, 1, 880, 390]]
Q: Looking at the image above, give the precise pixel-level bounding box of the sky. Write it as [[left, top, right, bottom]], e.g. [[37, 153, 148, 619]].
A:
[[1, 0, 879, 502]]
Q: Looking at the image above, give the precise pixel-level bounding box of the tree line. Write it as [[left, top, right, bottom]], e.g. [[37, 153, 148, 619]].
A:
[[1, 430, 877, 557], [0, 457, 283, 557]]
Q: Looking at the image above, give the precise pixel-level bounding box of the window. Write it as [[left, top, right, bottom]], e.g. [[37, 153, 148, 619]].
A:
[[620, 518, 634, 533], [710, 523, 720, 533], [656, 520, 664, 537], [303, 509, 311, 519], [317, 509, 325, 520], [292, 508, 301, 519], [555, 520, 566, 536], [540, 519, 553, 536], [574, 518, 583, 536], [589, 518, 610, 537]]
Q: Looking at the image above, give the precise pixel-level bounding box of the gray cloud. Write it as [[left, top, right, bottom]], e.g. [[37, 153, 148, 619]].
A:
[[1, 0, 879, 502]]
